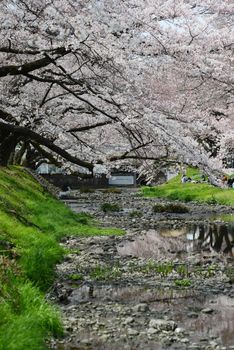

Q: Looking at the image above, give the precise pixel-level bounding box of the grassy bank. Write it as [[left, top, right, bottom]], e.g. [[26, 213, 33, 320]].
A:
[[0, 166, 123, 350], [142, 168, 234, 206]]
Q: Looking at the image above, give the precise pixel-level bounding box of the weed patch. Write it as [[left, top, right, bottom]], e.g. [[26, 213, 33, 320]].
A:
[[90, 264, 122, 281], [129, 210, 143, 218], [69, 273, 84, 281], [174, 279, 191, 287], [101, 202, 121, 212]]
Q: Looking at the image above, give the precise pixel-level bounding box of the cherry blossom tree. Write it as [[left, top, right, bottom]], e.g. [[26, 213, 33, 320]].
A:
[[0, 0, 233, 183]]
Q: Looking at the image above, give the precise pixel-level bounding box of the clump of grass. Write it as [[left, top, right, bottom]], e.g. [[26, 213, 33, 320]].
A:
[[206, 195, 218, 205], [65, 248, 80, 255], [129, 210, 142, 218], [101, 202, 121, 212], [153, 203, 189, 213], [140, 260, 174, 277], [0, 256, 63, 350], [224, 267, 234, 284], [90, 264, 122, 281], [69, 273, 84, 281], [155, 262, 174, 277], [176, 264, 189, 278], [174, 279, 191, 287]]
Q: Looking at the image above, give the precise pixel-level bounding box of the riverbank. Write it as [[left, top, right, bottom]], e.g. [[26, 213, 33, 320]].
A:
[[141, 168, 234, 206], [0, 167, 122, 350], [51, 188, 234, 350]]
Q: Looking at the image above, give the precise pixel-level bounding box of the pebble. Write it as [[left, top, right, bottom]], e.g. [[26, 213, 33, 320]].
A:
[[123, 317, 134, 325], [127, 328, 139, 336], [147, 327, 158, 335], [132, 303, 149, 313], [181, 338, 190, 343], [175, 327, 185, 333], [149, 319, 177, 331], [202, 308, 214, 314]]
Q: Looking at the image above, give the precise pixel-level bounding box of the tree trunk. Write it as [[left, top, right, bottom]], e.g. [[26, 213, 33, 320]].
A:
[[0, 130, 18, 166]]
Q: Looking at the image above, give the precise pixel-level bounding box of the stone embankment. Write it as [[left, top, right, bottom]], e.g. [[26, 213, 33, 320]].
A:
[[50, 189, 234, 350]]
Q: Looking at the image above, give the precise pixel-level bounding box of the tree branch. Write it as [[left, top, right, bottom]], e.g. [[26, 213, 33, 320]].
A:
[[0, 48, 69, 78], [0, 119, 93, 171], [67, 120, 113, 133]]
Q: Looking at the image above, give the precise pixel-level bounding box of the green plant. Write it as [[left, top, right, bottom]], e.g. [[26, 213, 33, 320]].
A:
[[129, 210, 143, 218], [69, 273, 83, 281], [224, 267, 234, 283], [65, 248, 80, 255], [174, 279, 191, 287], [176, 264, 189, 278], [0, 257, 63, 350], [206, 195, 218, 205], [140, 259, 158, 273], [155, 262, 174, 277], [206, 265, 217, 278], [101, 202, 121, 212], [90, 264, 122, 281]]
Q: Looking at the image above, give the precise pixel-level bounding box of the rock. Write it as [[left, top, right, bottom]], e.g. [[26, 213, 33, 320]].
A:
[[187, 312, 199, 318], [149, 319, 177, 331], [80, 338, 92, 345], [188, 344, 201, 349], [201, 308, 214, 314], [147, 327, 158, 335], [127, 328, 139, 336], [175, 327, 185, 334], [132, 303, 149, 313], [99, 334, 110, 342], [181, 338, 189, 343], [123, 316, 134, 325]]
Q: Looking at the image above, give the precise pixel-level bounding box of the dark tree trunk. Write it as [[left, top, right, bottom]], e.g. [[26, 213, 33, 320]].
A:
[[0, 130, 18, 166]]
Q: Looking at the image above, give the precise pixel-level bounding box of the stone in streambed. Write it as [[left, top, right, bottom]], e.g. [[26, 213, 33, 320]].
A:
[[149, 319, 177, 331]]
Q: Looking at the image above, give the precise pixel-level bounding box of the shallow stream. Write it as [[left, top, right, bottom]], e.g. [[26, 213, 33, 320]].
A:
[[52, 191, 234, 350]]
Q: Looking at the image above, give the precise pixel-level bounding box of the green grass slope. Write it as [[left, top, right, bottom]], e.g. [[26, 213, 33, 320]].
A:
[[142, 168, 234, 206], [0, 166, 123, 350]]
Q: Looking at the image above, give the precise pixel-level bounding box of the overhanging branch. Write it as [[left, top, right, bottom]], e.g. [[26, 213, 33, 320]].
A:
[[0, 119, 93, 171]]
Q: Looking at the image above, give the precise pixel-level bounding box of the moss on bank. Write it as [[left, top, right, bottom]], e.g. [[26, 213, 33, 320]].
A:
[[0, 166, 123, 350], [142, 168, 234, 206]]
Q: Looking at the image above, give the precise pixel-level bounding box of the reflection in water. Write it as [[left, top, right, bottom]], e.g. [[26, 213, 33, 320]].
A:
[[185, 223, 234, 256], [118, 222, 234, 258], [150, 295, 234, 346], [69, 284, 234, 347]]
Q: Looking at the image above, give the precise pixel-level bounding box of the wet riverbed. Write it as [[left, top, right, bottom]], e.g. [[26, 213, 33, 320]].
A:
[[50, 190, 234, 350]]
